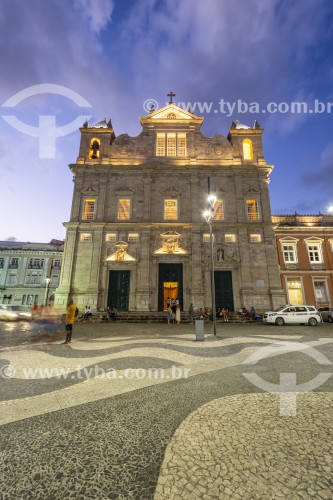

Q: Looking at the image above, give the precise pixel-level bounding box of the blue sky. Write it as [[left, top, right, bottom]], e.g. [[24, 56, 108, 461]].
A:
[[0, 0, 333, 242]]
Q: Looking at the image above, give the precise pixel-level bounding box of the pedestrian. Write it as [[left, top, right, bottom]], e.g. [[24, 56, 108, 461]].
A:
[[166, 297, 171, 308], [250, 306, 256, 320], [110, 306, 118, 320], [63, 299, 77, 344], [84, 305, 92, 319], [175, 305, 181, 324], [189, 303, 194, 324], [166, 305, 173, 324]]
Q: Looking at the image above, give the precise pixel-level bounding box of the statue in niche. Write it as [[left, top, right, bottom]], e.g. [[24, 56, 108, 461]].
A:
[[217, 248, 225, 262]]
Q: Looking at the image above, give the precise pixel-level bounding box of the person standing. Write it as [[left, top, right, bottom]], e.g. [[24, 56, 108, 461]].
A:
[[63, 299, 77, 344], [175, 305, 181, 324], [189, 303, 194, 324], [166, 305, 173, 324]]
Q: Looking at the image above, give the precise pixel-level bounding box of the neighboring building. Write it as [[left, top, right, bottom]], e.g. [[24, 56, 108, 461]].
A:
[[54, 99, 286, 313], [273, 214, 333, 307], [0, 240, 63, 306]]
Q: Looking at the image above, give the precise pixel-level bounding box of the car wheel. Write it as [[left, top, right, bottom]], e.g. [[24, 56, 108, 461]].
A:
[[328, 316, 333, 323], [275, 317, 284, 326], [308, 317, 318, 327]]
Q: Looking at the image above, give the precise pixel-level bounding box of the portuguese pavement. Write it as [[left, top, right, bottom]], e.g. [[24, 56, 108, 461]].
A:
[[0, 321, 332, 499]]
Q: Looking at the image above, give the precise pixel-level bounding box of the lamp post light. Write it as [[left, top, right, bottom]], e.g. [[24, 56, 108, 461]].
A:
[[203, 194, 217, 336], [327, 205, 333, 214], [44, 277, 51, 306]]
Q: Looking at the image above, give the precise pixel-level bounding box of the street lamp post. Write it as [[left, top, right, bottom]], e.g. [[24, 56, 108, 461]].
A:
[[44, 277, 51, 306], [203, 194, 217, 336]]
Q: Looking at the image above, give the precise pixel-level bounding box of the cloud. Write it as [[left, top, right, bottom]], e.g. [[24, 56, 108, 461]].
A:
[[5, 236, 17, 241], [73, 0, 114, 33]]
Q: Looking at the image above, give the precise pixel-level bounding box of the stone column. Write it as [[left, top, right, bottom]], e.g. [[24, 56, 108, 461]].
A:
[[54, 225, 78, 311], [135, 229, 151, 310], [143, 175, 152, 222]]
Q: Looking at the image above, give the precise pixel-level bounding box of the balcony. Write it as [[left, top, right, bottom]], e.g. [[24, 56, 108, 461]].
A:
[[28, 265, 44, 269], [8, 264, 18, 269]]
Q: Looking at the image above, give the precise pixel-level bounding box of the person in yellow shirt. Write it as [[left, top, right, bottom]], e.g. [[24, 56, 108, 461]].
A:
[[63, 299, 77, 344]]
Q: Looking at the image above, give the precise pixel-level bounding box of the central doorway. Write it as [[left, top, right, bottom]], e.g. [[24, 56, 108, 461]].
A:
[[158, 263, 183, 311], [163, 282, 178, 310]]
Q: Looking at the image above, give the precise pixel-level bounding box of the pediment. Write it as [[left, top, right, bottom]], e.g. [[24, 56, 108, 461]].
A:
[[140, 103, 203, 126], [115, 187, 135, 196], [81, 186, 98, 195], [160, 186, 182, 197], [244, 186, 260, 194], [150, 104, 197, 120]]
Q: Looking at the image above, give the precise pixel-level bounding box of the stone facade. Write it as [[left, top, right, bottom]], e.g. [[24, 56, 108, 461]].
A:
[[55, 103, 286, 312], [0, 240, 63, 306]]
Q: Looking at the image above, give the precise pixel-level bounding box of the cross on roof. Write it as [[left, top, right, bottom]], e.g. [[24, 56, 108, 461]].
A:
[[167, 91, 176, 104]]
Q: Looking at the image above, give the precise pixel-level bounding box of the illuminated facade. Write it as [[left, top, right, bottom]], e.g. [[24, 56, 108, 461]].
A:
[[55, 101, 286, 312], [273, 214, 333, 307]]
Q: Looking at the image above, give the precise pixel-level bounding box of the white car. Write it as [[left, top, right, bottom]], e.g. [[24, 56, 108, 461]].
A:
[[0, 305, 32, 321], [263, 305, 321, 326]]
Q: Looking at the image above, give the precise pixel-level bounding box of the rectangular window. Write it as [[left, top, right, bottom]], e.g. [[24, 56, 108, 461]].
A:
[[128, 233, 139, 242], [22, 295, 26, 305], [156, 133, 166, 156], [117, 199, 131, 220], [213, 200, 224, 221], [80, 233, 92, 242], [203, 234, 214, 242], [282, 244, 296, 263], [225, 234, 236, 243], [156, 133, 187, 157], [53, 259, 60, 268], [0, 259, 4, 269], [82, 199, 95, 220], [164, 199, 178, 220], [250, 234, 261, 243], [246, 200, 259, 221], [177, 133, 187, 157], [28, 273, 42, 285], [167, 133, 176, 156], [307, 244, 322, 263], [106, 233, 117, 242], [7, 273, 17, 285], [51, 275, 59, 285], [314, 280, 328, 303]]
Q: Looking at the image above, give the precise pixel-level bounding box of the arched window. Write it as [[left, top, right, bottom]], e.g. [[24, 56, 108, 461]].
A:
[[242, 139, 253, 160], [89, 138, 100, 159]]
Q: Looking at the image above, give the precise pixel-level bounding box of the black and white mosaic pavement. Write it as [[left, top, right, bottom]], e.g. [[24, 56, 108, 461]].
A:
[[0, 322, 332, 499]]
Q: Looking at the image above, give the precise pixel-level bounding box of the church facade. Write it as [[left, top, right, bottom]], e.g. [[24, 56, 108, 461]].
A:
[[54, 100, 286, 313]]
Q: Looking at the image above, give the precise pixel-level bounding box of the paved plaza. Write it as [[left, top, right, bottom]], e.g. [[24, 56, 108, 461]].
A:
[[0, 320, 332, 499]]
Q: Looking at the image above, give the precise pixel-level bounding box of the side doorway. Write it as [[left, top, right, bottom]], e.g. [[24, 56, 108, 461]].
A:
[[107, 270, 130, 311], [214, 271, 234, 311]]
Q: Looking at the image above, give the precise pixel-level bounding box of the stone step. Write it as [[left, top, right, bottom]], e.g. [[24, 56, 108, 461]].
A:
[[84, 312, 258, 324]]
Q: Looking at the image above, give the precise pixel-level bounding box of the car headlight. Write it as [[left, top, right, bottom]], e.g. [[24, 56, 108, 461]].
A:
[[268, 313, 277, 317]]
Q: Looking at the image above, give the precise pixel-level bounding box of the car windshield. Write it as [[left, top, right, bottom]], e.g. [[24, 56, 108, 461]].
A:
[[274, 306, 286, 312]]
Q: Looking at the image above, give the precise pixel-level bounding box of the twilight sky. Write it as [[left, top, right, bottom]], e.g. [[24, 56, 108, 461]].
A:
[[0, 0, 333, 242]]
